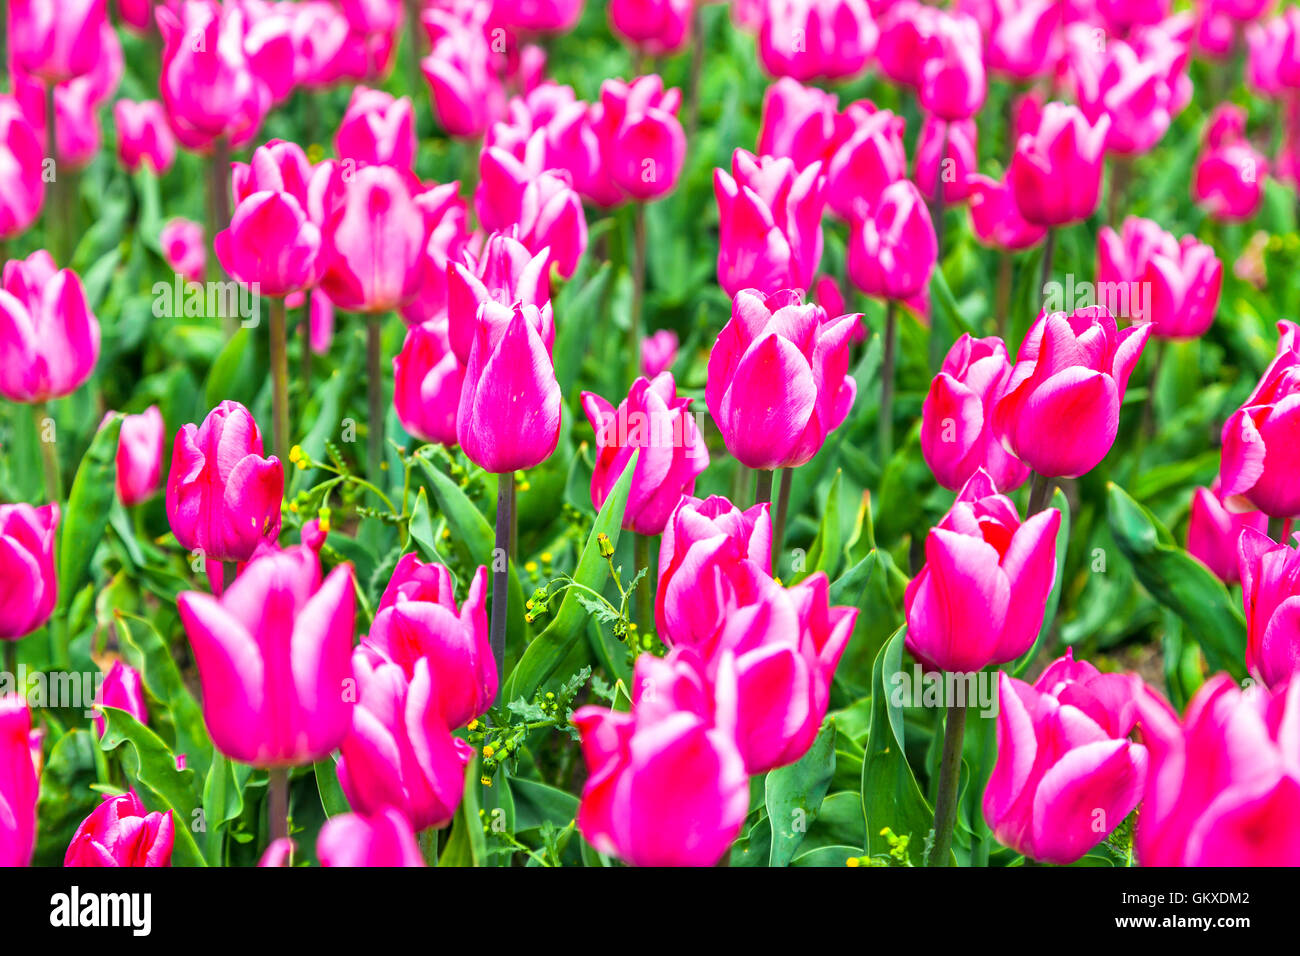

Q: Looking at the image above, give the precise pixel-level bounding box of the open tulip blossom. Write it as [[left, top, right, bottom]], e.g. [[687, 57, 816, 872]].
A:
[[2, 0, 1299, 898]]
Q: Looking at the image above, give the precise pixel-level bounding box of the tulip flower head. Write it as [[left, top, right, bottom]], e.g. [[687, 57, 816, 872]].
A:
[[0, 695, 41, 866], [1219, 348, 1300, 518], [317, 808, 425, 867], [1238, 528, 1300, 688], [0, 502, 59, 640], [847, 179, 938, 302], [393, 319, 464, 447], [92, 660, 149, 738], [1186, 482, 1268, 584], [1008, 102, 1110, 227], [65, 791, 174, 867], [0, 96, 46, 241], [0, 252, 101, 404]]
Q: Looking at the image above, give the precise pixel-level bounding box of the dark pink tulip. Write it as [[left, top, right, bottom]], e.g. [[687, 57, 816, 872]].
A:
[[641, 328, 679, 377], [393, 319, 463, 446], [1187, 483, 1267, 584], [0, 696, 41, 866], [0, 96, 45, 241], [1097, 0, 1171, 33], [446, 233, 551, 362], [0, 252, 101, 403], [337, 652, 473, 831], [922, 335, 1030, 493], [0, 503, 58, 640], [335, 87, 416, 171], [1072, 37, 1176, 157], [582, 373, 709, 536], [114, 100, 176, 175], [364, 557, 495, 729], [65, 791, 173, 867], [493, 0, 584, 33], [918, 12, 985, 120], [823, 105, 908, 221], [655, 494, 772, 646], [9, 0, 108, 83], [456, 302, 562, 474], [476, 150, 588, 279], [92, 660, 148, 738], [706, 289, 858, 470], [1008, 102, 1109, 227], [993, 306, 1150, 478], [877, 0, 941, 88], [847, 179, 938, 302], [984, 655, 1148, 864], [573, 651, 749, 867], [215, 192, 322, 298], [116, 0, 153, 32], [318, 808, 425, 867], [610, 0, 692, 55], [1219, 349, 1300, 518], [758, 0, 879, 82], [590, 75, 687, 204], [905, 470, 1060, 673], [1097, 217, 1222, 338], [257, 838, 295, 867], [401, 181, 470, 327], [106, 406, 165, 507], [177, 545, 354, 767], [1239, 528, 1300, 688], [983, 0, 1061, 81], [715, 149, 826, 296], [165, 400, 284, 563], [757, 77, 850, 172], [160, 219, 206, 284], [914, 117, 976, 204], [965, 174, 1046, 250], [1192, 108, 1268, 222], [421, 16, 504, 140], [1134, 674, 1300, 866]]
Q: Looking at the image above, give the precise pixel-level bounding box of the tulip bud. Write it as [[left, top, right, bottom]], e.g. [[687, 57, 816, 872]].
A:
[[93, 660, 148, 738], [113, 99, 176, 175], [1186, 483, 1267, 584], [1238, 528, 1300, 688], [641, 328, 679, 378], [160, 219, 206, 284], [1219, 349, 1300, 518], [1008, 102, 1110, 227], [0, 96, 46, 241], [392, 319, 464, 447], [847, 179, 938, 302]]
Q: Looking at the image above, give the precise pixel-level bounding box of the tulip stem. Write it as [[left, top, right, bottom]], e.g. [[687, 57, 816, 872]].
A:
[[629, 202, 648, 386], [1027, 471, 1053, 516], [879, 300, 897, 463], [3, 642, 15, 682], [489, 473, 515, 698], [269, 298, 291, 467], [995, 252, 1012, 340], [1039, 228, 1056, 307], [34, 402, 60, 504], [268, 768, 289, 844], [1139, 337, 1167, 444], [772, 467, 792, 577], [931, 123, 949, 257], [300, 294, 312, 402], [223, 561, 237, 592], [206, 137, 235, 338], [366, 314, 385, 484], [753, 468, 774, 510], [926, 700, 968, 867], [44, 82, 65, 264], [686, 2, 706, 143], [634, 533, 653, 635]]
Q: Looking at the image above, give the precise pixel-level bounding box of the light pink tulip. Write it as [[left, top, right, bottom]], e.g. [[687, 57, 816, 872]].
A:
[[0, 251, 101, 403]]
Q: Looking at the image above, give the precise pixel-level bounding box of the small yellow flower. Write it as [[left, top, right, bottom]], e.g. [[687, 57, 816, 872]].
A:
[[846, 857, 861, 868], [467, 720, 479, 732], [525, 561, 538, 574], [289, 445, 303, 464], [540, 551, 553, 563], [482, 744, 495, 759]]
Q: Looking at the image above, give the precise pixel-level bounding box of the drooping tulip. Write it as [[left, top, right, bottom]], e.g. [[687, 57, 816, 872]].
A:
[[317, 808, 425, 867], [64, 791, 174, 867], [113, 100, 176, 175], [905, 470, 1060, 673], [706, 289, 858, 470], [983, 654, 1148, 864], [165, 400, 283, 564], [1219, 348, 1300, 518], [160, 219, 206, 284], [176, 545, 355, 767], [1186, 483, 1268, 584], [1238, 528, 1300, 688], [334, 87, 416, 171], [392, 319, 464, 447], [0, 695, 41, 867], [992, 306, 1150, 478], [0, 96, 46, 241], [0, 252, 101, 404], [1008, 102, 1110, 227], [0, 503, 59, 640], [847, 179, 938, 302], [92, 660, 148, 738], [922, 335, 1030, 493]]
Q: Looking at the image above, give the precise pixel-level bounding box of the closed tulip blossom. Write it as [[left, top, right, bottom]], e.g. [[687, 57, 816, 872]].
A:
[[876, 0, 941, 89], [334, 87, 416, 171], [0, 252, 101, 404], [641, 328, 679, 377], [706, 289, 858, 470], [922, 335, 1030, 493], [0, 97, 46, 241], [914, 117, 976, 204], [993, 306, 1150, 478], [457, 302, 562, 474], [823, 105, 908, 221], [0, 503, 59, 641], [65, 791, 174, 867], [905, 470, 1060, 673], [1186, 483, 1268, 584], [400, 181, 471, 328], [161, 219, 206, 284], [113, 100, 176, 175], [1008, 102, 1110, 227], [983, 654, 1149, 864], [215, 191, 322, 298], [847, 180, 938, 302], [446, 234, 551, 363], [0, 696, 41, 867], [610, 0, 692, 55], [1134, 674, 1300, 866], [1072, 38, 1176, 157], [493, 0, 584, 33], [714, 149, 827, 296], [984, 0, 1062, 81], [757, 78, 843, 171], [317, 808, 425, 867], [1219, 348, 1300, 518], [421, 16, 504, 140], [177, 545, 355, 766], [1238, 528, 1300, 688], [582, 373, 709, 536], [1192, 107, 1268, 222], [165, 400, 284, 563], [337, 652, 473, 831], [476, 151, 588, 279], [964, 174, 1047, 251], [92, 660, 148, 738], [585, 75, 687, 205], [758, 0, 879, 82], [393, 319, 463, 446], [8, 0, 109, 83], [918, 12, 986, 120], [364, 557, 494, 729], [572, 651, 749, 866], [1098, 219, 1223, 338]]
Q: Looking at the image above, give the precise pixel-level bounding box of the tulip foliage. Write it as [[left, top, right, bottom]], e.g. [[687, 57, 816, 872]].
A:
[[4, 0, 1300, 872]]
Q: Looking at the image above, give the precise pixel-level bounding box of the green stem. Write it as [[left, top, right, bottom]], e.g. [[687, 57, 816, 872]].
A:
[[366, 314, 385, 483], [1027, 471, 1053, 516], [268, 767, 290, 844], [634, 533, 653, 635], [753, 468, 774, 510], [1039, 228, 1056, 308], [45, 81, 63, 263], [772, 467, 792, 577], [1140, 337, 1167, 444], [926, 700, 968, 866], [34, 402, 60, 503], [300, 293, 312, 402], [879, 300, 897, 463], [629, 202, 648, 386], [223, 561, 238, 592], [932, 122, 949, 257], [206, 138, 234, 338], [995, 252, 1012, 340], [489, 473, 515, 698], [269, 297, 291, 466], [3, 641, 15, 682], [686, 2, 705, 143], [418, 827, 440, 866]]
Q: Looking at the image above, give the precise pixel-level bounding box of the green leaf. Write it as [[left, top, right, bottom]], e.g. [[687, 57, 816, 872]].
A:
[[1012, 487, 1072, 677], [406, 487, 441, 563], [799, 469, 843, 582], [766, 720, 837, 867], [201, 754, 243, 866], [440, 757, 487, 867], [314, 754, 350, 818], [58, 415, 121, 614], [509, 777, 580, 833]]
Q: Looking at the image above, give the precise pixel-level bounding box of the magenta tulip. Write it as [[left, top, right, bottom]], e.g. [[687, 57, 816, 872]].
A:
[[1238, 528, 1300, 688], [918, 11, 986, 121], [965, 173, 1047, 251], [1192, 104, 1267, 222], [8, 0, 108, 83], [1008, 102, 1110, 227], [1219, 349, 1300, 518], [0, 96, 46, 241], [335, 87, 416, 171], [757, 0, 879, 82], [0, 502, 59, 641], [641, 328, 679, 378], [160, 219, 206, 284], [92, 660, 148, 738], [476, 150, 588, 279], [65, 791, 174, 867], [757, 77, 853, 173], [393, 319, 463, 447], [400, 181, 470, 328], [421, 15, 505, 140], [1074, 38, 1176, 157], [0, 695, 41, 866], [823, 105, 908, 222], [610, 0, 692, 56], [113, 100, 176, 175], [984, 0, 1061, 81], [914, 117, 976, 204], [317, 808, 425, 867], [1187, 483, 1268, 584], [586, 75, 687, 204], [847, 179, 938, 302], [446, 233, 551, 364], [215, 192, 321, 298], [0, 252, 100, 404]]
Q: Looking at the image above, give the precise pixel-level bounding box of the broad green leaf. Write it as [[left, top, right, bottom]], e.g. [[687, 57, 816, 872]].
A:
[[201, 753, 243, 866], [1011, 487, 1071, 677], [58, 415, 121, 616], [440, 758, 487, 867], [800, 469, 843, 582], [766, 720, 837, 867], [314, 754, 350, 819]]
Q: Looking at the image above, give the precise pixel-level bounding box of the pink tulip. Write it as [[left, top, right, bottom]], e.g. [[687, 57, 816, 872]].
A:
[[922, 335, 1030, 493], [714, 149, 826, 296], [572, 651, 749, 866], [984, 0, 1062, 81], [877, 0, 942, 89], [1133, 674, 1300, 866], [993, 306, 1150, 478], [1097, 217, 1222, 338], [92, 660, 148, 738], [847, 179, 938, 302], [215, 192, 322, 298], [257, 838, 295, 867], [1219, 348, 1300, 518], [337, 652, 473, 831], [364, 557, 495, 729], [160, 219, 206, 285], [610, 0, 692, 55], [706, 289, 858, 470], [1008, 102, 1109, 227], [393, 319, 463, 447], [823, 105, 908, 221], [656, 495, 772, 646], [106, 405, 165, 506], [492, 0, 584, 33], [8, 0, 109, 83], [0, 503, 59, 640], [421, 17, 504, 140], [1192, 107, 1268, 222], [475, 150, 588, 279], [586, 75, 687, 205], [11, 70, 103, 170], [1073, 38, 1176, 157], [0, 96, 46, 241], [335, 87, 416, 171], [1238, 528, 1300, 688], [757, 0, 879, 82], [165, 400, 284, 563], [317, 808, 425, 867], [456, 302, 563, 474], [232, 140, 333, 213], [0, 695, 41, 866], [918, 12, 986, 120], [1097, 0, 1172, 33], [757, 77, 854, 172], [1187, 483, 1268, 584], [0, 251, 101, 403], [905, 470, 1060, 673], [114, 100, 176, 175], [964, 174, 1047, 251], [177, 545, 354, 767], [65, 791, 173, 867], [582, 373, 709, 536], [983, 654, 1148, 864], [641, 328, 679, 377], [914, 117, 976, 204], [446, 233, 551, 363], [400, 181, 470, 328]]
